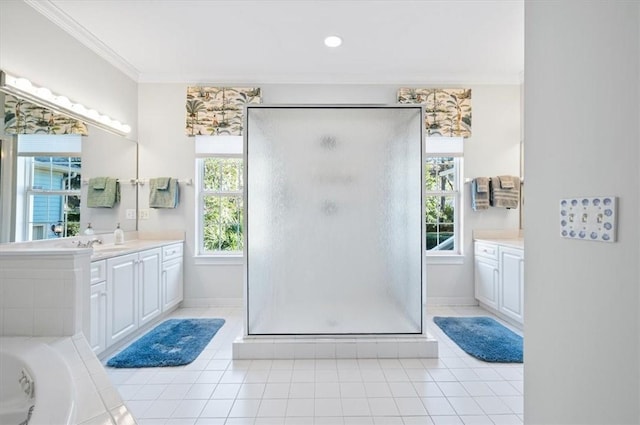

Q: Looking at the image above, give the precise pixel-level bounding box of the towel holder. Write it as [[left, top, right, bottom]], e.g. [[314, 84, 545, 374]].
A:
[[465, 177, 524, 184], [82, 178, 124, 185], [136, 178, 193, 186]]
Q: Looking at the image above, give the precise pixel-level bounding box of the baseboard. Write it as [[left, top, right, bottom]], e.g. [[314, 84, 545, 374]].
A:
[[426, 297, 478, 306], [181, 298, 243, 308]]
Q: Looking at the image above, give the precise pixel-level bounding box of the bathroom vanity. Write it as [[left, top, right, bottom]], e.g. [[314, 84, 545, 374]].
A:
[[474, 232, 524, 327], [89, 239, 184, 356]]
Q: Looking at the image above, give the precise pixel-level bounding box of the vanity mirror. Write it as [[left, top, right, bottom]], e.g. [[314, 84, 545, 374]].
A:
[[0, 90, 138, 243]]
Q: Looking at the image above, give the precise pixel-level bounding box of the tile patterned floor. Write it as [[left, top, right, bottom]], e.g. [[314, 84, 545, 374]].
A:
[[104, 306, 523, 425]]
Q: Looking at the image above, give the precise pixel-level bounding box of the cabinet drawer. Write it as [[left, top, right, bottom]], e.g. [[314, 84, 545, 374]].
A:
[[90, 260, 106, 284], [163, 243, 183, 262], [475, 242, 498, 260]]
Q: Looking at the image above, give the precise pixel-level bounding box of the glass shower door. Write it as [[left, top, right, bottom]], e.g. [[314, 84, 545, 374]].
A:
[[245, 105, 424, 335]]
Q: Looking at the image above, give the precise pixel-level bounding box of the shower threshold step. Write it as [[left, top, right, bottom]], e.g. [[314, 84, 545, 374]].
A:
[[232, 335, 438, 359]]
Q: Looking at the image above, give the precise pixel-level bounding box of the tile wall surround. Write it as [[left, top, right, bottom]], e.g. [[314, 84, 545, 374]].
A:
[[0, 249, 90, 336]]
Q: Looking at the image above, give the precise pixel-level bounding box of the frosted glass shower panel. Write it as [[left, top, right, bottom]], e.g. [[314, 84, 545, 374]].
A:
[[245, 106, 424, 335]]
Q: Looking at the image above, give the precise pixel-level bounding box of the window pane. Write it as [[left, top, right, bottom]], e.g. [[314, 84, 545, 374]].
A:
[[425, 157, 455, 192], [425, 195, 455, 251], [203, 195, 243, 252], [203, 157, 242, 191], [29, 194, 80, 239]]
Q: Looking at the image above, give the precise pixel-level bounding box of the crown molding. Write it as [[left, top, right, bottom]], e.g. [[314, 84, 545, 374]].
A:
[[25, 0, 140, 82]]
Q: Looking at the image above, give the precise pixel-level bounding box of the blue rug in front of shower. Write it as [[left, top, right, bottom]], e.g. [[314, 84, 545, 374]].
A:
[[433, 316, 523, 363], [106, 318, 225, 368]]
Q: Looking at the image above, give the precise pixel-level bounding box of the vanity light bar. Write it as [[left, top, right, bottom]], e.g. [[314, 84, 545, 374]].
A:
[[0, 70, 131, 136]]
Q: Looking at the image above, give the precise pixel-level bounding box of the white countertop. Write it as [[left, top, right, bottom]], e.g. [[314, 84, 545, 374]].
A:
[[91, 238, 183, 260], [474, 237, 524, 249]]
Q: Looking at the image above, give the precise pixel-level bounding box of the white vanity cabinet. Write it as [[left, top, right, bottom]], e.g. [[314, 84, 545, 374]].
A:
[[498, 246, 524, 323], [89, 240, 182, 356], [105, 248, 162, 347], [89, 260, 107, 354], [105, 252, 140, 347], [162, 243, 184, 312], [474, 240, 524, 325], [474, 242, 499, 310]]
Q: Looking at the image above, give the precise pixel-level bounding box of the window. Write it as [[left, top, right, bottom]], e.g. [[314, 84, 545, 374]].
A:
[[15, 134, 82, 242], [197, 156, 243, 255], [425, 157, 462, 254], [424, 137, 464, 258]]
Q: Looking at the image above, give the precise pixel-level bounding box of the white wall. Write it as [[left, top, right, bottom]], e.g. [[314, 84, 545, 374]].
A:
[[0, 1, 137, 138], [137, 83, 520, 306], [524, 2, 639, 424]]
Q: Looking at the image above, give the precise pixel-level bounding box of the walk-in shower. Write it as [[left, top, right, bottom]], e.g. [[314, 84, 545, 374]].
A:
[[235, 105, 437, 358]]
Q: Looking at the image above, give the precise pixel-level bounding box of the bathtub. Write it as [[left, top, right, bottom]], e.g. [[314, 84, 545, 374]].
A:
[[0, 338, 75, 425]]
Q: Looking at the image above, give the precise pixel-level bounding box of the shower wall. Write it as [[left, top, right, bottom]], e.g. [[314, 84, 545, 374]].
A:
[[245, 106, 424, 335]]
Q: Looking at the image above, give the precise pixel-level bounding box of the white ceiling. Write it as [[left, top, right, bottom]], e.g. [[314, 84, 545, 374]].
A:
[[31, 0, 524, 84]]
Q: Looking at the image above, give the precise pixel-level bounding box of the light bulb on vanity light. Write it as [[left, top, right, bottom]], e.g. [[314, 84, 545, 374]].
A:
[[324, 35, 343, 47], [0, 69, 132, 136]]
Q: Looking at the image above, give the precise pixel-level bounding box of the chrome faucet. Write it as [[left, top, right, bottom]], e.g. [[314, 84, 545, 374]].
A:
[[77, 238, 103, 248]]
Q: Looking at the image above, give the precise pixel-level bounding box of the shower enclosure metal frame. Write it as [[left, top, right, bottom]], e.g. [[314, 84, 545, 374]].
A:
[[243, 104, 426, 337]]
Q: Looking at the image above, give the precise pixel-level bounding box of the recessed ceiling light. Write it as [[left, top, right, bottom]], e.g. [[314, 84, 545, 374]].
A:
[[324, 35, 342, 48]]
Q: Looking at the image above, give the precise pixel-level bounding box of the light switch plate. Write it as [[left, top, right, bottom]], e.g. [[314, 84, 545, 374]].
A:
[[125, 209, 136, 220], [560, 196, 617, 242], [139, 209, 150, 220]]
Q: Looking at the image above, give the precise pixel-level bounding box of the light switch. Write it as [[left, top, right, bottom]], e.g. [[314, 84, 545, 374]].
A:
[[559, 196, 616, 242]]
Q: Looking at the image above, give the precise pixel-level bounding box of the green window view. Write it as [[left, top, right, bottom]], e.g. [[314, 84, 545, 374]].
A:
[[201, 157, 243, 252], [425, 157, 457, 251]]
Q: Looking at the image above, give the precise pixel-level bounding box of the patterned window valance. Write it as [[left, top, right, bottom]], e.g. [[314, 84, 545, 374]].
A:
[[185, 87, 261, 137], [3, 94, 88, 136], [397, 88, 472, 138]]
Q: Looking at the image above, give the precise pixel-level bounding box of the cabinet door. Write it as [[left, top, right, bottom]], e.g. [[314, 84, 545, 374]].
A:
[[162, 257, 183, 311], [499, 247, 525, 323], [475, 257, 499, 310], [89, 281, 107, 354], [138, 248, 162, 327], [106, 253, 138, 346]]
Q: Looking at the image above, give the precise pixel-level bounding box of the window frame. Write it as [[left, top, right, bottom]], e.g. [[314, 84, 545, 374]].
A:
[[195, 154, 244, 262], [16, 155, 81, 241], [424, 156, 463, 262]]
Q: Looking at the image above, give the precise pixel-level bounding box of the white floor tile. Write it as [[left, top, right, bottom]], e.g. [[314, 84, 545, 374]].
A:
[[364, 382, 392, 398], [458, 415, 493, 425], [288, 383, 315, 399], [262, 383, 290, 399], [236, 383, 265, 399], [394, 397, 427, 416], [200, 399, 234, 418], [421, 397, 456, 416], [437, 382, 468, 397], [489, 414, 524, 425], [257, 399, 287, 417], [447, 397, 484, 415], [340, 382, 367, 398], [314, 398, 343, 417], [172, 399, 208, 418], [341, 398, 371, 416], [107, 306, 528, 424], [228, 399, 261, 418], [285, 398, 315, 417], [367, 398, 399, 416], [473, 396, 512, 415]]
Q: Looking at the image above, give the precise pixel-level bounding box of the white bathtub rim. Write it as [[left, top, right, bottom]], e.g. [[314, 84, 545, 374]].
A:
[[0, 337, 76, 425]]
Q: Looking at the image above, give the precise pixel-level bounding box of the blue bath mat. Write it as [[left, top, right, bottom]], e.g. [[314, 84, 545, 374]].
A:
[[433, 316, 523, 363], [106, 318, 225, 368]]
